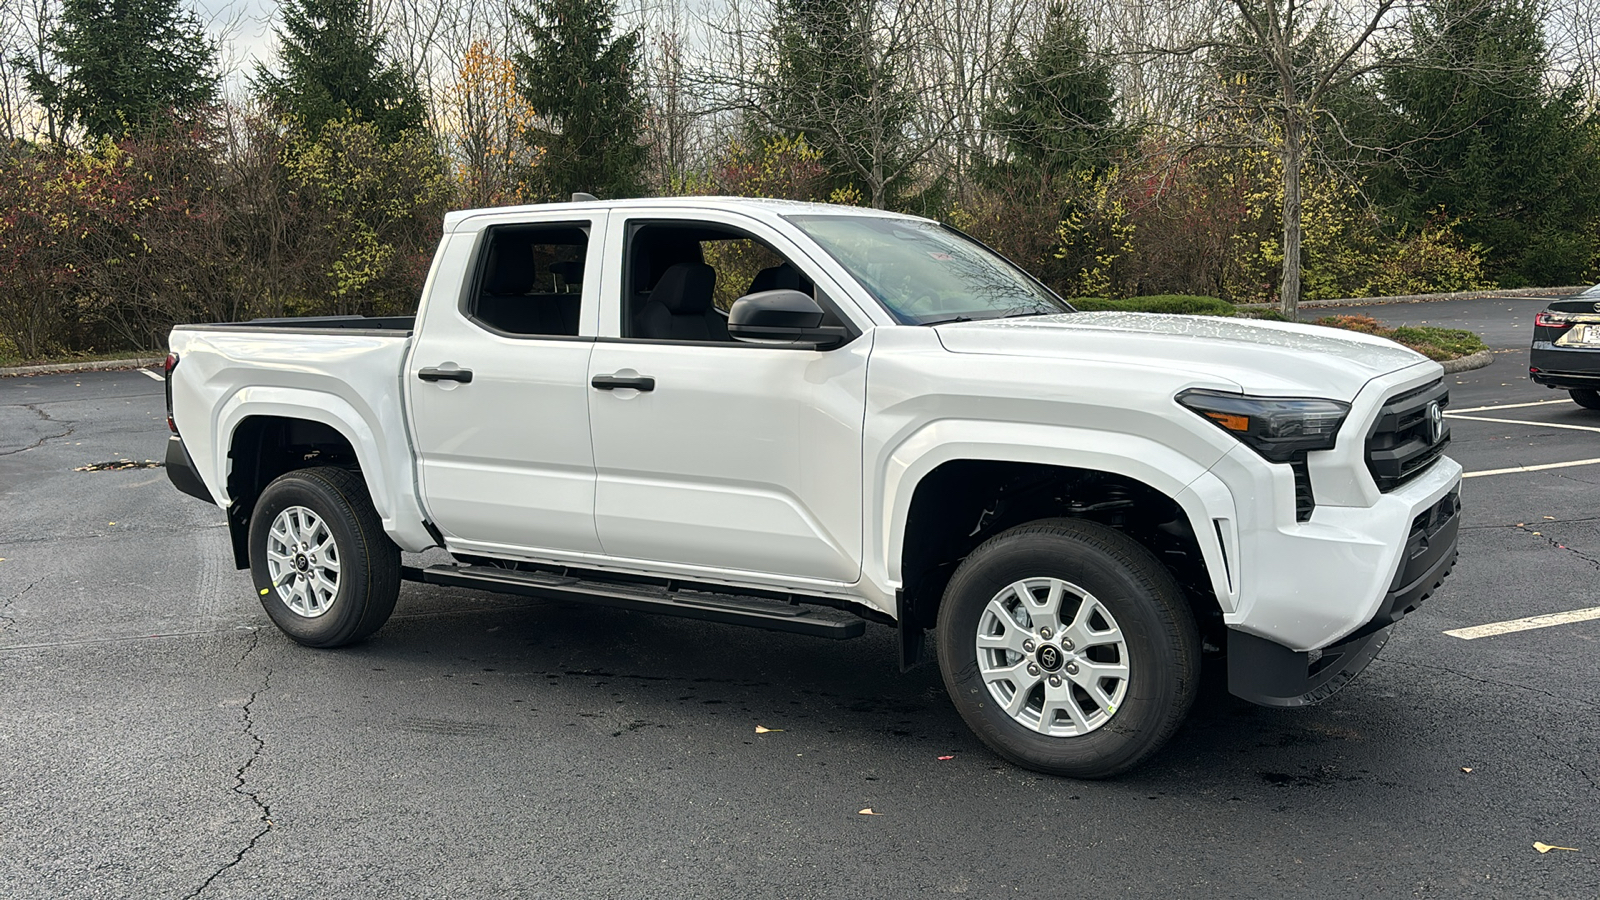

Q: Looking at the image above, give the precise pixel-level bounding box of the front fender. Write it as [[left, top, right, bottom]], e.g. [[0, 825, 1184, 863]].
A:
[[871, 420, 1237, 610]]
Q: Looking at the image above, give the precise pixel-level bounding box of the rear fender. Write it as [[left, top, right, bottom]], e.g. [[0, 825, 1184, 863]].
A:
[[215, 387, 434, 552]]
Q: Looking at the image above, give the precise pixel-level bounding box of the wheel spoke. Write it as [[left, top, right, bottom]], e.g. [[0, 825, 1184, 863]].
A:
[[1037, 681, 1075, 734], [1009, 580, 1060, 632]]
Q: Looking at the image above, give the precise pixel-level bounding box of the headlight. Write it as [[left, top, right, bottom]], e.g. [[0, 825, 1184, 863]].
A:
[[1177, 389, 1350, 462]]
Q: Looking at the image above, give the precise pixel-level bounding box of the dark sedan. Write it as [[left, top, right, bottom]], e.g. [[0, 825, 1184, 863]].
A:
[[1530, 283, 1600, 409]]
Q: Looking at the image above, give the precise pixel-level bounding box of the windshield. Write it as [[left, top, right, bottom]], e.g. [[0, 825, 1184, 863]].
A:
[[787, 215, 1071, 324]]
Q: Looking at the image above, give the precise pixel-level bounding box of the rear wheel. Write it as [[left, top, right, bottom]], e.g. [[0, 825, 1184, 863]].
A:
[[1570, 389, 1600, 410], [249, 467, 400, 647], [936, 519, 1200, 778]]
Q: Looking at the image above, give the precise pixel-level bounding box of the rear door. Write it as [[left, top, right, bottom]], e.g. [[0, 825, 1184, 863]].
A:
[[408, 212, 607, 557], [585, 208, 871, 584]]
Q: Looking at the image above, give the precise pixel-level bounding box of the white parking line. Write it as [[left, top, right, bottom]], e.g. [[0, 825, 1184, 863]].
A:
[[1449, 399, 1571, 414], [1445, 606, 1600, 640], [1463, 457, 1600, 478], [1445, 413, 1600, 434], [139, 369, 164, 382]]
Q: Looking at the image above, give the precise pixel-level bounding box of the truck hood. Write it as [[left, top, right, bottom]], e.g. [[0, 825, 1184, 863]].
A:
[[934, 312, 1432, 399]]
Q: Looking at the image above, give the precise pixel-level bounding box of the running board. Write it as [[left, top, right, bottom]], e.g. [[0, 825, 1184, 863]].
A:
[[404, 565, 867, 640]]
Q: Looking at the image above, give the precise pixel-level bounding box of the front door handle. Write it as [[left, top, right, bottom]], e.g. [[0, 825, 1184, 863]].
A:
[[591, 373, 655, 392], [418, 366, 473, 383]]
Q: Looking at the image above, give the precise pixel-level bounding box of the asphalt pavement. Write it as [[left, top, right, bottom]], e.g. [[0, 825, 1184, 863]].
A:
[[2, 299, 1597, 899]]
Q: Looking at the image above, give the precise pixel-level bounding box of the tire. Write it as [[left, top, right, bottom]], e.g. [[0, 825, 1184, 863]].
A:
[[248, 467, 401, 648], [935, 518, 1200, 778], [1570, 389, 1600, 410]]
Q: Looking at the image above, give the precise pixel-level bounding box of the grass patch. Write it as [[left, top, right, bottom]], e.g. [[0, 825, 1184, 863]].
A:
[[1311, 315, 1487, 361]]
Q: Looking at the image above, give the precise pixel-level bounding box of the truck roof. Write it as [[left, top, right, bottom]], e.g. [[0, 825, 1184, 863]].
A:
[[443, 196, 929, 232]]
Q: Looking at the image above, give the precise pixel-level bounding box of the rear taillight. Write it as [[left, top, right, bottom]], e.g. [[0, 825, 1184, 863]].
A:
[[1534, 311, 1572, 329], [164, 353, 179, 433]]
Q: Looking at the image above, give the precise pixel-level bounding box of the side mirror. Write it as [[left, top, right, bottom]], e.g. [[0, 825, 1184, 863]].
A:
[[727, 289, 848, 349]]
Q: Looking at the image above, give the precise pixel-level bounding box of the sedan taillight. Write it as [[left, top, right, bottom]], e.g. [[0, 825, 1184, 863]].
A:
[[1534, 311, 1573, 329]]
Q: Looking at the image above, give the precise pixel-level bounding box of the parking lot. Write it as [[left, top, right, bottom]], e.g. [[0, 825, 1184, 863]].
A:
[[2, 296, 1596, 899]]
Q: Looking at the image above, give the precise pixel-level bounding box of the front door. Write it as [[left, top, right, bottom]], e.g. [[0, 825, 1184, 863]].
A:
[[585, 212, 869, 584]]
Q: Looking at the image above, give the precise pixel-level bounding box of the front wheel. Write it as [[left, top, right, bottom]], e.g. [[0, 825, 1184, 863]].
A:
[[936, 519, 1200, 778], [248, 467, 401, 647], [1570, 389, 1600, 410]]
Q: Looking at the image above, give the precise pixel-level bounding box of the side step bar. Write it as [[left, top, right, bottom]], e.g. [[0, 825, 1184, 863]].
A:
[[404, 564, 867, 640]]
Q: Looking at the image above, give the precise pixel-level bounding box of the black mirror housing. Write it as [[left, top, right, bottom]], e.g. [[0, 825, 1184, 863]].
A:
[[727, 289, 846, 348]]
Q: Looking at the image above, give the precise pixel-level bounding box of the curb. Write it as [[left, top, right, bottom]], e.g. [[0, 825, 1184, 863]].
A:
[[0, 357, 164, 378], [1441, 349, 1494, 374]]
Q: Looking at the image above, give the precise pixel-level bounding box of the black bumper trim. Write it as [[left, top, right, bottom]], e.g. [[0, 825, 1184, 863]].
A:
[[165, 435, 215, 504], [1228, 487, 1460, 707], [1228, 626, 1391, 708]]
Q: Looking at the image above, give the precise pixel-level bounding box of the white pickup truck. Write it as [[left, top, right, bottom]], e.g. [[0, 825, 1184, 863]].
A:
[[165, 197, 1461, 777]]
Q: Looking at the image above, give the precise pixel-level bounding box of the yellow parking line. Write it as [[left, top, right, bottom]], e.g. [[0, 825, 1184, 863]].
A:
[[1445, 606, 1600, 640], [1463, 457, 1600, 478]]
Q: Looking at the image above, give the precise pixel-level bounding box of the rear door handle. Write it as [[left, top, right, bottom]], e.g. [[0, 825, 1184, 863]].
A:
[[418, 366, 473, 383], [591, 374, 655, 392]]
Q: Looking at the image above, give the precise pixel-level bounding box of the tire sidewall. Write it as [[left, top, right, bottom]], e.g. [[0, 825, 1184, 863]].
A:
[[937, 524, 1195, 777], [249, 473, 369, 646]]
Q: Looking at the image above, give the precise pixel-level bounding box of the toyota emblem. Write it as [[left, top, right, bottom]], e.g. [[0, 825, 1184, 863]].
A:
[[1427, 401, 1443, 444], [1593, 301, 1600, 312]]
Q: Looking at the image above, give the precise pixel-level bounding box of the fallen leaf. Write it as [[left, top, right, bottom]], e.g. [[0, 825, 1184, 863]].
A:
[[1534, 842, 1579, 854], [1461, 767, 1473, 773], [1532, 531, 1541, 536], [937, 755, 954, 761], [754, 725, 784, 734], [1544, 516, 1555, 520], [858, 808, 881, 816], [108, 522, 116, 526]]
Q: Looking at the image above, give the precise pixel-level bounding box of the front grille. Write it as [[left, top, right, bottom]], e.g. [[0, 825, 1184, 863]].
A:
[[1366, 380, 1450, 492]]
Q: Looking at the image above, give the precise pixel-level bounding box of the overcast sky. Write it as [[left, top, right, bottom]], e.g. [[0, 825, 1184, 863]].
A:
[[198, 0, 276, 86]]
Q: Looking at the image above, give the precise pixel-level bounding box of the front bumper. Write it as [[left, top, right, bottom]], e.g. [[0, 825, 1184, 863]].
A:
[[1227, 485, 1460, 707]]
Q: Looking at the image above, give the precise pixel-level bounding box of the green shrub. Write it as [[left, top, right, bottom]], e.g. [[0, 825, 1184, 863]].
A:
[[1069, 294, 1238, 316]]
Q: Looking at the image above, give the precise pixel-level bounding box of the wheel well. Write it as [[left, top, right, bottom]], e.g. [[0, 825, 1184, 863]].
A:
[[224, 416, 362, 569], [898, 460, 1224, 663]]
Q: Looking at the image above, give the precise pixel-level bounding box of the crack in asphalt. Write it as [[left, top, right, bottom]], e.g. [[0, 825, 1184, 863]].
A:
[[0, 404, 77, 456], [1534, 744, 1600, 794], [0, 581, 34, 632], [184, 633, 272, 900], [1377, 658, 1600, 712], [1460, 515, 1600, 531], [1513, 523, 1600, 571]]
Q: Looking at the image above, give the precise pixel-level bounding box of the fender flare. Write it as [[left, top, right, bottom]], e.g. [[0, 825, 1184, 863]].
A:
[[213, 386, 434, 552], [873, 419, 1239, 612]]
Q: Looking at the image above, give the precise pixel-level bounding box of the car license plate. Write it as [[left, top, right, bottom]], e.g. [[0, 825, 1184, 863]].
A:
[[1557, 324, 1600, 347]]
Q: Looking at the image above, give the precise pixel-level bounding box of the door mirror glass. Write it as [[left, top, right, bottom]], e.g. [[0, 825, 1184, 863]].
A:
[[727, 289, 846, 349]]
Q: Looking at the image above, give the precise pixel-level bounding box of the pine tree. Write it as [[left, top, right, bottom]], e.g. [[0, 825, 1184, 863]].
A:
[[514, 0, 646, 200], [26, 0, 217, 138], [254, 0, 426, 141], [1375, 0, 1600, 285], [767, 0, 913, 208], [987, 3, 1121, 179]]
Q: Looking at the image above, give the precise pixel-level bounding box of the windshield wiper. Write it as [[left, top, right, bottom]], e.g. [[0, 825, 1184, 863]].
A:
[[921, 315, 974, 326]]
